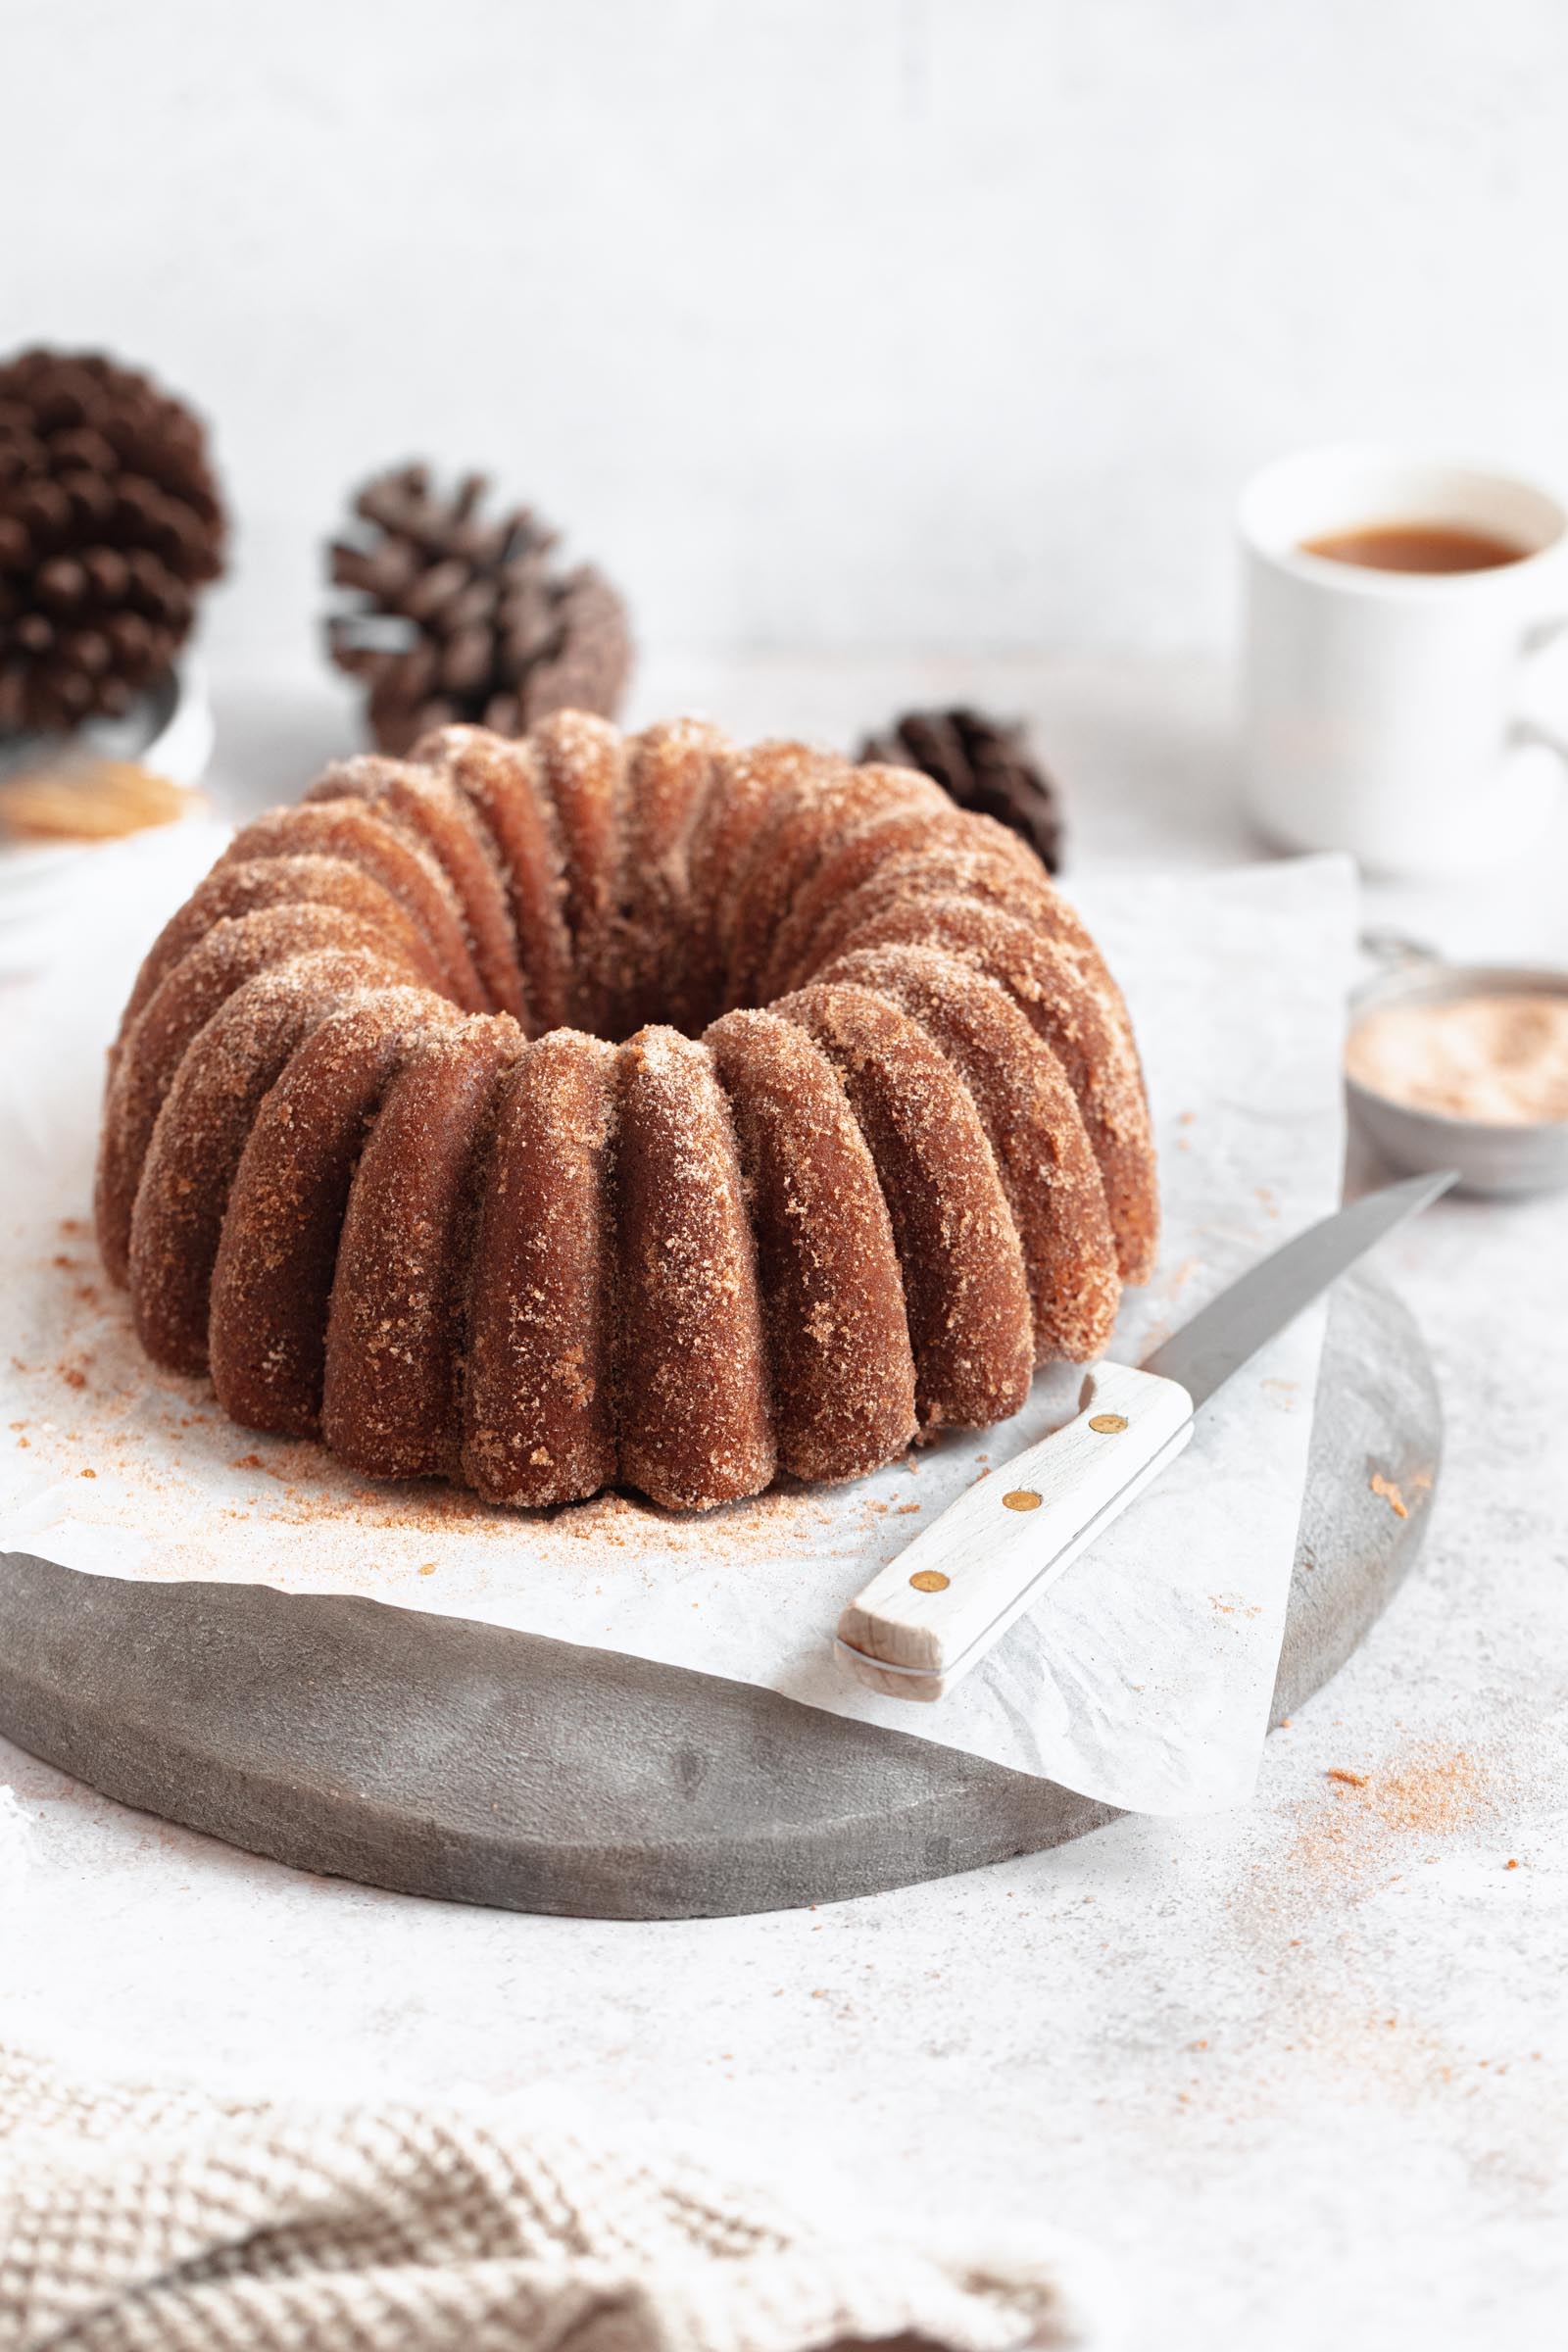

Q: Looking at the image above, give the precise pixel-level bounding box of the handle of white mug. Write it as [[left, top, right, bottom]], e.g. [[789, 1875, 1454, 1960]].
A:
[[1512, 612, 1568, 761], [1358, 929, 1442, 977]]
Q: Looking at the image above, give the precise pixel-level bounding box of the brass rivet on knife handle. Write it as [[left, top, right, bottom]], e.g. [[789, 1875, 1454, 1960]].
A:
[[909, 1569, 950, 1592], [1003, 1490, 1043, 1512], [1089, 1413, 1128, 1433]]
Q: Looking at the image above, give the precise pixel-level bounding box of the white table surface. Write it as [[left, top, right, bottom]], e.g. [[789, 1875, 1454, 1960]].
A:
[[4, 652, 1566, 2350]]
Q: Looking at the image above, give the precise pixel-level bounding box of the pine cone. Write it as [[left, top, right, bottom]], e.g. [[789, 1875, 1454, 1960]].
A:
[[859, 706, 1065, 873], [0, 347, 225, 735], [325, 464, 633, 755]]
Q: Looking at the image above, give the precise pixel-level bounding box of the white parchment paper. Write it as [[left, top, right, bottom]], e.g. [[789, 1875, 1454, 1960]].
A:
[[0, 826, 1353, 1812]]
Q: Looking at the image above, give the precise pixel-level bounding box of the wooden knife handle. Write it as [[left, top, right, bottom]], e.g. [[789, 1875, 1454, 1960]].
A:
[[836, 1363, 1197, 1702]]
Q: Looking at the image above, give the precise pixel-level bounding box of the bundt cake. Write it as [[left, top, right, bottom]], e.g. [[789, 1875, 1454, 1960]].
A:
[[95, 714, 1158, 1512]]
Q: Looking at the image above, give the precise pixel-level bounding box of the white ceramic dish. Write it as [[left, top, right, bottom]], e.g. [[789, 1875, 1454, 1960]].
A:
[[0, 662, 214, 978]]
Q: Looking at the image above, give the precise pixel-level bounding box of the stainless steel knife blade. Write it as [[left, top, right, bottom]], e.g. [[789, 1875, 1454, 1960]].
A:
[[1142, 1168, 1456, 1410]]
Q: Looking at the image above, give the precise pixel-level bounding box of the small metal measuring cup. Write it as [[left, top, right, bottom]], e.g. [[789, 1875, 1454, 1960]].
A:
[[1348, 934, 1568, 1197]]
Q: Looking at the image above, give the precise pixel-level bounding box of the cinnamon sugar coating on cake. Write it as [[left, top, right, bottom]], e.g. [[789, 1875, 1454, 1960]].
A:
[[775, 813, 1042, 983], [711, 747, 856, 1004], [96, 902, 416, 1286], [706, 1008, 917, 1481], [528, 710, 627, 1032], [615, 1025, 774, 1509], [322, 1015, 523, 1481], [97, 716, 1157, 1511], [221, 799, 488, 1010], [611, 717, 731, 1038], [308, 756, 527, 1021], [682, 740, 823, 1028], [818, 889, 1157, 1286], [773, 981, 1035, 1431], [410, 724, 574, 1036], [127, 948, 399, 1376], [720, 760, 949, 1013], [211, 988, 461, 1438], [118, 853, 447, 1042], [817, 945, 1120, 1363], [462, 1030, 618, 1505], [753, 792, 1011, 998]]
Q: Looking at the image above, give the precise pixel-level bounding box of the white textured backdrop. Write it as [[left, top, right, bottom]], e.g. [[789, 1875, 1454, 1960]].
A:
[[8, 0, 1568, 662]]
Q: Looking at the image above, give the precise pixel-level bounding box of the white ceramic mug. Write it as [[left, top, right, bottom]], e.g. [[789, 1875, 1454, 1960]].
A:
[[1240, 446, 1568, 876]]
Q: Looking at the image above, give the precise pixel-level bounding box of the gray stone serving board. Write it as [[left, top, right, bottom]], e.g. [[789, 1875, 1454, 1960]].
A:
[[0, 1269, 1439, 1920]]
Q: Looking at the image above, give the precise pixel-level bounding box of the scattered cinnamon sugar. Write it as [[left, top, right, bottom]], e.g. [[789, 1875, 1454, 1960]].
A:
[[1173, 1739, 1542, 2126], [1294, 1744, 1496, 1886]]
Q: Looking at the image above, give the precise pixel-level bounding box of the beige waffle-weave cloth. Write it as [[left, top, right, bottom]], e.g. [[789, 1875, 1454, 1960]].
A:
[[0, 2045, 1112, 2351]]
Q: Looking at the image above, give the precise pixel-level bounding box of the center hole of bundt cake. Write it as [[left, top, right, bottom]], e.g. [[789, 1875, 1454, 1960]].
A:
[[549, 896, 773, 1047]]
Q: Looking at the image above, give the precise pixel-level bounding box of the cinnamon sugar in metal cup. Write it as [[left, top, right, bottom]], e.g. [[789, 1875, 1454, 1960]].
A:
[[1347, 936, 1568, 1197]]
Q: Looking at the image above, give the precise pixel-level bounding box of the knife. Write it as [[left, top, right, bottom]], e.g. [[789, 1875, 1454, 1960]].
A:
[[835, 1169, 1455, 1702]]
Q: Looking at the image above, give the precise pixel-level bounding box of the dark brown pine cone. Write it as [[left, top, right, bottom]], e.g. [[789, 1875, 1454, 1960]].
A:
[[858, 706, 1065, 873], [325, 464, 633, 755], [0, 348, 226, 735]]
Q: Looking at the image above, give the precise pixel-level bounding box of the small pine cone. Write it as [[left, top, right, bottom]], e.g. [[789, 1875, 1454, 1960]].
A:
[[0, 347, 226, 734], [325, 463, 633, 755], [858, 707, 1065, 873]]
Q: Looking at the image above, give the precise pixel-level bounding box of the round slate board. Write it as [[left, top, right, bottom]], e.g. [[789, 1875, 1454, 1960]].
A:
[[0, 1270, 1439, 1920]]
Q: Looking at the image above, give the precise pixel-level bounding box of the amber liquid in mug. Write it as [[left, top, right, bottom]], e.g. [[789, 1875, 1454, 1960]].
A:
[[1300, 519, 1530, 574]]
